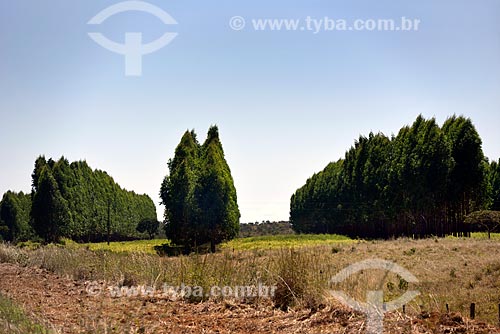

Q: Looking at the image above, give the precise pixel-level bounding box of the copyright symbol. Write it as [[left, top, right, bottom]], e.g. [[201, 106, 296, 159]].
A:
[[229, 16, 245, 31], [86, 282, 102, 297]]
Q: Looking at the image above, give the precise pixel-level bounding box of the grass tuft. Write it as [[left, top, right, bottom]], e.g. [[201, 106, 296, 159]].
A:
[[0, 294, 51, 334]]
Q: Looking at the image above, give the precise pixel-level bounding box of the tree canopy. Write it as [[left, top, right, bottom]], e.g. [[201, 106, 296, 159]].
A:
[[290, 115, 494, 239], [160, 126, 240, 252], [490, 159, 500, 211], [136, 218, 160, 240], [0, 156, 158, 243], [464, 210, 500, 239], [0, 191, 33, 242], [32, 156, 158, 242], [31, 165, 72, 243]]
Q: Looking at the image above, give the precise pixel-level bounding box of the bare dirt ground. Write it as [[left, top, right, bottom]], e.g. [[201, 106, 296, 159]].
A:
[[0, 262, 499, 334]]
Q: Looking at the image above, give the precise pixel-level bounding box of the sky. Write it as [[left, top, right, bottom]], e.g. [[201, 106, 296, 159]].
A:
[[0, 0, 499, 223]]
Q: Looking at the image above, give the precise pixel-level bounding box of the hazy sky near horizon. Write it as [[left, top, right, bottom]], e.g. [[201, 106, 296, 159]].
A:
[[1, 0, 499, 223]]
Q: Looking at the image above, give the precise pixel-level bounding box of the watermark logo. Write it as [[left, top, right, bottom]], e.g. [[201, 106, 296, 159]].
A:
[[85, 281, 103, 297], [229, 16, 246, 31], [85, 281, 277, 300], [229, 16, 420, 33], [88, 1, 178, 76], [329, 259, 420, 334]]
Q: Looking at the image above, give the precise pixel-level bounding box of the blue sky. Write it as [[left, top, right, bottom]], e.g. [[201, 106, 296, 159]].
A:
[[1, 0, 499, 223]]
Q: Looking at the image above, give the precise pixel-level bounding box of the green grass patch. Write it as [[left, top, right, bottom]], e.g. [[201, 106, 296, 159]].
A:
[[0, 294, 50, 333], [67, 233, 496, 254], [65, 235, 353, 254], [75, 239, 170, 254], [471, 232, 500, 239], [222, 234, 353, 250]]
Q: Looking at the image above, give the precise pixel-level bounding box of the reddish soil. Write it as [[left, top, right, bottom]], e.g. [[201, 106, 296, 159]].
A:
[[0, 263, 499, 333]]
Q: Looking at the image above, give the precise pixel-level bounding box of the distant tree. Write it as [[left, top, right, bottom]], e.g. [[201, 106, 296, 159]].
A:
[[31, 156, 48, 194], [490, 160, 500, 211], [443, 116, 490, 234], [465, 210, 500, 239], [0, 194, 16, 241], [0, 193, 17, 242], [136, 218, 160, 239], [238, 221, 294, 238], [31, 166, 72, 243], [0, 191, 33, 242]]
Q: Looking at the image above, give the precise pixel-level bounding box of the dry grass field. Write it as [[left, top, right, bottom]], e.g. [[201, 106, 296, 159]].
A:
[[1, 236, 500, 333]]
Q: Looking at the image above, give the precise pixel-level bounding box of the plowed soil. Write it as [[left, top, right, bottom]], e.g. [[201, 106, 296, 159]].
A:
[[0, 263, 499, 333]]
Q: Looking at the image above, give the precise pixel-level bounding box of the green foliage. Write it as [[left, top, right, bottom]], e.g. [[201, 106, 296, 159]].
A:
[[136, 218, 160, 239], [0, 294, 50, 334], [443, 116, 490, 231], [291, 115, 493, 239], [489, 159, 500, 211], [239, 221, 294, 237], [160, 130, 200, 247], [0, 191, 33, 242], [465, 210, 500, 238], [160, 126, 240, 251], [31, 166, 72, 243], [195, 126, 240, 252], [28, 156, 157, 242]]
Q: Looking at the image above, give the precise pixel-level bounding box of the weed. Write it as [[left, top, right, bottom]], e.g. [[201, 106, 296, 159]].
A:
[[450, 268, 457, 278], [0, 294, 51, 334], [404, 248, 416, 256]]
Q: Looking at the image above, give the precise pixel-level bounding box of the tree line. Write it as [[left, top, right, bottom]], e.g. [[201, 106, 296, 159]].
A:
[[160, 126, 240, 252], [290, 115, 500, 238], [239, 221, 294, 238], [0, 156, 157, 243]]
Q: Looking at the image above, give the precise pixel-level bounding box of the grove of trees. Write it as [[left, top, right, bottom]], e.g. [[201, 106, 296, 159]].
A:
[[160, 126, 240, 252], [290, 115, 499, 239], [0, 156, 157, 243]]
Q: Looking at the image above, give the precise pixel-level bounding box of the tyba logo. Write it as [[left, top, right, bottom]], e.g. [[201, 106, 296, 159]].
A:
[[330, 259, 420, 334], [88, 1, 178, 76]]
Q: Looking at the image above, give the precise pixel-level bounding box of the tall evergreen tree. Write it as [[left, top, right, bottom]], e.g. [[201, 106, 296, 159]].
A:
[[388, 116, 452, 237], [0, 193, 17, 242], [443, 116, 490, 233], [0, 191, 33, 242], [490, 159, 500, 211], [160, 130, 200, 247], [31, 156, 48, 194], [161, 126, 240, 252], [195, 126, 240, 252], [31, 166, 72, 243]]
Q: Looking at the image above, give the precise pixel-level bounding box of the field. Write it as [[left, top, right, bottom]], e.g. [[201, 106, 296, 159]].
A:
[[67, 234, 353, 254], [1, 235, 500, 333], [471, 232, 500, 240], [49, 233, 500, 255], [75, 238, 170, 255]]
